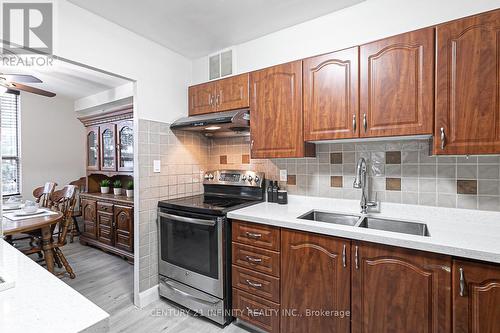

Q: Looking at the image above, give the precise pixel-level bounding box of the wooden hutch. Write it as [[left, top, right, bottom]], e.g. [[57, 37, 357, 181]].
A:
[[78, 107, 134, 263]]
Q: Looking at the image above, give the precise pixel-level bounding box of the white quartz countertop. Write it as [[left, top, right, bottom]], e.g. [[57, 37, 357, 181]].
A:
[[227, 195, 500, 263], [0, 239, 109, 333]]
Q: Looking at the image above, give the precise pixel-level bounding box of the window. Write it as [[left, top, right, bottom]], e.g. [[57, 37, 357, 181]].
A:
[[1, 92, 21, 196]]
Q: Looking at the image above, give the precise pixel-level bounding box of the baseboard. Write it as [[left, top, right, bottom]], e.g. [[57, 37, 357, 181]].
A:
[[138, 284, 159, 308]]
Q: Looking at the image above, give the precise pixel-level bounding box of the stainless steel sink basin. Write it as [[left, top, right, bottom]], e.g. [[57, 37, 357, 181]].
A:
[[298, 210, 360, 226], [358, 217, 430, 237]]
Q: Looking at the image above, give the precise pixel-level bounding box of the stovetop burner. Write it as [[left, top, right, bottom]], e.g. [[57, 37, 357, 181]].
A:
[[158, 194, 260, 215]]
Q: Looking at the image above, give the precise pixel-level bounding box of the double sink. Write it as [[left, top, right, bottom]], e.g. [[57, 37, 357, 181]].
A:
[[298, 210, 430, 237]]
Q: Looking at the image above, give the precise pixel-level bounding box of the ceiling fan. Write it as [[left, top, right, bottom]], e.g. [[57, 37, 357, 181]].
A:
[[0, 73, 56, 97]]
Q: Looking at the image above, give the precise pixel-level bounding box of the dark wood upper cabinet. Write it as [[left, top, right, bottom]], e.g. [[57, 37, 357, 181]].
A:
[[188, 74, 249, 116], [435, 10, 500, 155], [453, 259, 500, 333], [188, 81, 216, 116], [86, 126, 100, 171], [281, 230, 350, 333], [351, 241, 451, 333], [250, 61, 314, 158], [116, 120, 134, 172], [99, 123, 117, 171], [303, 47, 359, 141], [360, 27, 434, 138]]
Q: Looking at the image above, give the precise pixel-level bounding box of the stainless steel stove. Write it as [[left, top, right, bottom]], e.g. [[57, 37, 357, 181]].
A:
[[157, 170, 264, 325]]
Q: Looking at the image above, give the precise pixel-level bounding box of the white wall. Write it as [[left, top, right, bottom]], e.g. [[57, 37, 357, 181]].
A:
[[54, 0, 192, 123], [20, 92, 85, 199], [192, 0, 500, 84]]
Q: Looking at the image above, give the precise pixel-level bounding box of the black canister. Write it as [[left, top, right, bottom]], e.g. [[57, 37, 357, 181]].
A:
[[272, 181, 279, 202], [277, 190, 288, 204]]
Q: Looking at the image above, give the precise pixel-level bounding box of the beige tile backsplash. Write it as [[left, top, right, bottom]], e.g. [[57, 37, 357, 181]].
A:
[[138, 119, 500, 292]]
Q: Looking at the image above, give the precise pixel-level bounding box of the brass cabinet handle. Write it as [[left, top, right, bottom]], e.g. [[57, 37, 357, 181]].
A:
[[246, 279, 263, 288], [353, 115, 357, 132], [342, 244, 347, 268], [209, 94, 213, 106], [355, 245, 359, 269], [216, 94, 220, 106], [363, 114, 367, 133], [459, 267, 466, 297], [245, 232, 262, 239], [440, 127, 446, 150], [251, 140, 254, 149], [245, 256, 262, 263]]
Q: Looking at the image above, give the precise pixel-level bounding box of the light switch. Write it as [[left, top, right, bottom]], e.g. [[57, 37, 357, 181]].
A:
[[153, 160, 161, 173], [279, 169, 287, 182]]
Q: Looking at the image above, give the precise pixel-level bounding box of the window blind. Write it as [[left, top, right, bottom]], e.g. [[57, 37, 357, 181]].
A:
[[1, 91, 21, 196]]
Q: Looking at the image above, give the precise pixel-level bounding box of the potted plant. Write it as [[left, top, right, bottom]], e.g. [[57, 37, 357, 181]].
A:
[[113, 180, 122, 195], [126, 180, 134, 198], [100, 179, 110, 194]]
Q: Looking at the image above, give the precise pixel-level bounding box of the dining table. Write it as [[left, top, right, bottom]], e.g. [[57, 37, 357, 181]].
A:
[[2, 211, 63, 274]]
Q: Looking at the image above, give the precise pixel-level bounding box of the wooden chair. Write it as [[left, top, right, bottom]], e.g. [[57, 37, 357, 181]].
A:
[[49, 185, 77, 279], [68, 177, 86, 243], [23, 185, 77, 279], [33, 182, 57, 207]]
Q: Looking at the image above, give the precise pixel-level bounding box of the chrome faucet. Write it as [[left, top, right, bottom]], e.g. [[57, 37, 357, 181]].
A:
[[353, 157, 377, 214]]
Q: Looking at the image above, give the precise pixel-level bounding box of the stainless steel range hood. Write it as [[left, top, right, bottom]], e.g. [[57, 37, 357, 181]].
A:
[[170, 109, 250, 138]]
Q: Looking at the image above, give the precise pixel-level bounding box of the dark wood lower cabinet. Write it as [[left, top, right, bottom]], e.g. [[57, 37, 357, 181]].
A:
[[351, 241, 451, 333], [453, 260, 500, 333], [281, 230, 350, 333], [80, 194, 134, 262], [81, 198, 97, 239]]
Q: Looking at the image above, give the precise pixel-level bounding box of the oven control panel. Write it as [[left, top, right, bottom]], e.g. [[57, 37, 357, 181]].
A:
[[203, 170, 264, 187]]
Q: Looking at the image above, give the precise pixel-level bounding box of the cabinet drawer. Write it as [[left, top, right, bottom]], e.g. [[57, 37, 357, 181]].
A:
[[232, 243, 280, 277], [232, 265, 280, 303], [97, 202, 113, 213], [232, 220, 280, 251], [233, 289, 280, 333]]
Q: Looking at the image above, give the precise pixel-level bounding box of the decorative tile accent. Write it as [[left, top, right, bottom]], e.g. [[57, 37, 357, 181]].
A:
[[330, 176, 343, 188], [220, 155, 227, 164], [386, 178, 401, 191], [330, 152, 343, 164], [457, 180, 477, 195], [287, 175, 297, 185], [386, 151, 401, 164], [242, 154, 250, 164]]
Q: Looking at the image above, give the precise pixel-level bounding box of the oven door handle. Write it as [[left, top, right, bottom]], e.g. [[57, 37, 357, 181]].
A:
[[158, 212, 217, 226]]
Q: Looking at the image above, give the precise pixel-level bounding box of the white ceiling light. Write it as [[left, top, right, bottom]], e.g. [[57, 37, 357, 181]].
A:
[[0, 86, 8, 94]]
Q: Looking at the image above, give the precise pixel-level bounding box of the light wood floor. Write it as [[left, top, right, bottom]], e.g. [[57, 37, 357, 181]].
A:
[[56, 239, 252, 333]]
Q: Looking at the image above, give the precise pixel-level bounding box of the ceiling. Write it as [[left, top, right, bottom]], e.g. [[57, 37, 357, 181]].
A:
[[0, 58, 132, 100], [67, 0, 365, 58]]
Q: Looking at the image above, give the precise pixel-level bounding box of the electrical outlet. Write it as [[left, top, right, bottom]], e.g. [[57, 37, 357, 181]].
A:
[[153, 160, 161, 173], [279, 169, 287, 182]]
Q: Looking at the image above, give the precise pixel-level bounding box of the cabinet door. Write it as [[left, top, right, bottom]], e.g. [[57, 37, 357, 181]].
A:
[[216, 73, 249, 111], [250, 61, 314, 158], [100, 123, 117, 171], [351, 241, 451, 333], [81, 199, 97, 239], [360, 27, 434, 138], [97, 211, 114, 246], [453, 260, 500, 333], [304, 47, 359, 141], [86, 126, 100, 171], [116, 120, 134, 172], [188, 82, 216, 115], [281, 230, 350, 333], [114, 205, 134, 252], [435, 10, 500, 155]]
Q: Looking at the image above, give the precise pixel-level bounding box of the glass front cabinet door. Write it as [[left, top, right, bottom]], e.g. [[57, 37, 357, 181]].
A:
[[117, 121, 134, 172], [100, 124, 117, 171], [86, 126, 100, 171]]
